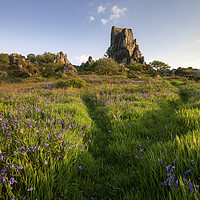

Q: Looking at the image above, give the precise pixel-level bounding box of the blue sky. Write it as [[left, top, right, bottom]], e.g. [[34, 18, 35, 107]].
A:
[[0, 0, 200, 69]]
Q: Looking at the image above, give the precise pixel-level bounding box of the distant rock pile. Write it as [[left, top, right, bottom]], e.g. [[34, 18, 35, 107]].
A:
[[81, 56, 95, 68], [54, 51, 70, 65], [108, 26, 145, 65]]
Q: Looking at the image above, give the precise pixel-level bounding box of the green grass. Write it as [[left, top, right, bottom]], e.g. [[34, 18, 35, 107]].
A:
[[0, 77, 200, 199]]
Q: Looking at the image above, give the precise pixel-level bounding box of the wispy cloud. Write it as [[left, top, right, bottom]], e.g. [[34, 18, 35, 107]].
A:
[[110, 5, 127, 20], [196, 39, 200, 43], [72, 54, 88, 64], [101, 19, 108, 25], [89, 16, 95, 21], [98, 5, 106, 13], [100, 5, 127, 25]]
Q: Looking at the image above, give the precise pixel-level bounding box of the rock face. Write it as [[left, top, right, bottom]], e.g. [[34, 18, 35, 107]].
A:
[[54, 51, 70, 65], [9, 53, 26, 65], [26, 54, 37, 64], [81, 56, 95, 68], [109, 26, 145, 65], [63, 65, 77, 74]]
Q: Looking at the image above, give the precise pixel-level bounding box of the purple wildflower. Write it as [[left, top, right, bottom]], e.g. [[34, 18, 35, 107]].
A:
[[166, 165, 171, 171], [44, 160, 47, 165], [189, 183, 194, 193], [27, 187, 33, 191], [159, 159, 163, 164], [183, 178, 187, 185], [79, 165, 82, 170], [9, 178, 17, 185], [171, 166, 175, 172], [185, 170, 190, 175]]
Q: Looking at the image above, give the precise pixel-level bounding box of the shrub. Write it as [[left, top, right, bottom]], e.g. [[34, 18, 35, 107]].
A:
[[127, 63, 143, 71], [0, 53, 10, 65], [56, 78, 89, 89], [93, 58, 119, 75], [40, 63, 63, 78], [149, 60, 171, 73], [170, 80, 185, 87], [36, 52, 56, 64], [55, 81, 67, 88]]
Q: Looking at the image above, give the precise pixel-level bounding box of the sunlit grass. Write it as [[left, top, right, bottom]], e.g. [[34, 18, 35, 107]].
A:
[[0, 76, 200, 199]]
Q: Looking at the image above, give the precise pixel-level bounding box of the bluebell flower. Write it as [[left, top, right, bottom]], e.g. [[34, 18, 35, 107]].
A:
[[27, 187, 33, 191], [189, 183, 194, 193], [185, 170, 190, 175], [166, 165, 171, 171], [183, 178, 187, 185]]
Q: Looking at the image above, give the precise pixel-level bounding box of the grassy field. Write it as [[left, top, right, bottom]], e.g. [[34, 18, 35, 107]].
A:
[[0, 76, 200, 200]]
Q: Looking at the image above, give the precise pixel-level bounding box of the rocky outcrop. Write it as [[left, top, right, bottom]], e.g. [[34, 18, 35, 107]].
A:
[[63, 65, 77, 74], [54, 51, 70, 65], [26, 54, 38, 64], [9, 53, 26, 65], [108, 26, 145, 65], [81, 56, 95, 68]]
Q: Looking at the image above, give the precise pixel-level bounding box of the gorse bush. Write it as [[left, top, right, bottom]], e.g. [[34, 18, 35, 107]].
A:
[[89, 57, 119, 75], [0, 54, 10, 65], [56, 78, 89, 88], [55, 80, 67, 88]]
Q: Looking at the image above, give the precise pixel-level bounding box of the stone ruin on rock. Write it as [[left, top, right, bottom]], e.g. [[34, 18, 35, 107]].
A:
[[108, 26, 145, 65]]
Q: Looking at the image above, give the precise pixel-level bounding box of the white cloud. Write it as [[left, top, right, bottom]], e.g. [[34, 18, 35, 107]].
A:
[[98, 5, 106, 13], [110, 5, 127, 20], [101, 19, 109, 25], [89, 16, 95, 21], [196, 39, 200, 43], [72, 54, 88, 64]]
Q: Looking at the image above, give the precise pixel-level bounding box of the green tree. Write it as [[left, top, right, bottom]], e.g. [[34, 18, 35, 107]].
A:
[[149, 60, 171, 73], [40, 63, 63, 78], [127, 63, 143, 71], [36, 52, 56, 64], [0, 53, 10, 65], [93, 57, 119, 75]]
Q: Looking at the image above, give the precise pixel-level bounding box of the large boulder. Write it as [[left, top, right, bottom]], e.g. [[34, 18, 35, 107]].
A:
[[9, 53, 26, 65], [26, 53, 38, 64], [63, 65, 77, 75], [54, 51, 70, 65], [108, 26, 145, 65], [9, 64, 31, 78]]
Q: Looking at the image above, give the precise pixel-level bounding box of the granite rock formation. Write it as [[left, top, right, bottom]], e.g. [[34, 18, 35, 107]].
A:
[[9, 53, 26, 65], [63, 65, 78, 74], [54, 51, 70, 65], [81, 56, 95, 68], [26, 54, 37, 64], [109, 26, 145, 65]]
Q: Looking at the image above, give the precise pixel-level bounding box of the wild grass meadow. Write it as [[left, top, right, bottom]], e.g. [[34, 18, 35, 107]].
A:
[[0, 76, 200, 200]]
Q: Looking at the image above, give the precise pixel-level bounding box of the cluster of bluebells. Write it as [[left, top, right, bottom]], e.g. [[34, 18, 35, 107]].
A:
[[0, 92, 92, 198]]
